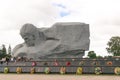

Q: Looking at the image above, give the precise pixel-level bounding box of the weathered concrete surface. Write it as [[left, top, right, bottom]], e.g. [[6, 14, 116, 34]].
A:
[[12, 22, 90, 59]]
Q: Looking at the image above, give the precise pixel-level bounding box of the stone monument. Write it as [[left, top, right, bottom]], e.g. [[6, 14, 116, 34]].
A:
[[12, 22, 90, 59]]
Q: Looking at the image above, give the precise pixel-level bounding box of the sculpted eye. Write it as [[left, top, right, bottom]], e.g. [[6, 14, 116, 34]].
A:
[[24, 38, 28, 40]]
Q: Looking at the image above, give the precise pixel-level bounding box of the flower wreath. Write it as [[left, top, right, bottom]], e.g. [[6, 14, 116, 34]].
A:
[[32, 61, 37, 66], [66, 61, 71, 66], [79, 61, 84, 66], [44, 67, 50, 74], [114, 67, 120, 75], [95, 67, 102, 75], [106, 61, 112, 66], [16, 67, 22, 74], [4, 67, 9, 73], [76, 67, 82, 74], [60, 67, 66, 74], [30, 67, 35, 74], [54, 61, 59, 66]]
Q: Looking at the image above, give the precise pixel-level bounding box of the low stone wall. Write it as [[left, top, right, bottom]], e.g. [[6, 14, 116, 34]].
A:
[[0, 58, 120, 74]]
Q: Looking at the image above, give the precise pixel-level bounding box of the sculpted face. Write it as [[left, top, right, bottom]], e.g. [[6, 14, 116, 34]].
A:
[[22, 33, 35, 47], [20, 23, 46, 47], [20, 23, 38, 47]]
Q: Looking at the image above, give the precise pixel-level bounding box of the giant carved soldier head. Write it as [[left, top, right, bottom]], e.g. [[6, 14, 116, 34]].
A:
[[20, 23, 46, 47]]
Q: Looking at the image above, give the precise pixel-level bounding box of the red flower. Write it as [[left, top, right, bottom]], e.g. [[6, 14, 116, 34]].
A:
[[66, 61, 71, 66], [54, 61, 59, 66], [32, 61, 36, 66], [107, 61, 112, 66]]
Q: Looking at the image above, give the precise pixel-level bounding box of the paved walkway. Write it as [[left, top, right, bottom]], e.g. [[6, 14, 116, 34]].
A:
[[0, 74, 120, 80]]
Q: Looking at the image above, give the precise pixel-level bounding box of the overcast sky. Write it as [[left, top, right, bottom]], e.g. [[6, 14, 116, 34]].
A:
[[0, 0, 120, 56]]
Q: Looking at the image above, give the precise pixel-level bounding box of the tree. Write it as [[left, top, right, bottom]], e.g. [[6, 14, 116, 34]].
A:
[[106, 36, 120, 56], [87, 51, 96, 59], [0, 44, 7, 59], [2, 44, 7, 54], [0, 44, 12, 59]]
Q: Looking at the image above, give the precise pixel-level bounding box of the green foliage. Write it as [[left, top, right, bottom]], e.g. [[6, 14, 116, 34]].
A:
[[0, 44, 11, 59], [97, 55, 103, 58], [95, 67, 102, 75], [106, 36, 120, 56], [6, 54, 12, 59], [87, 51, 97, 59], [0, 54, 6, 59], [2, 44, 7, 54]]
